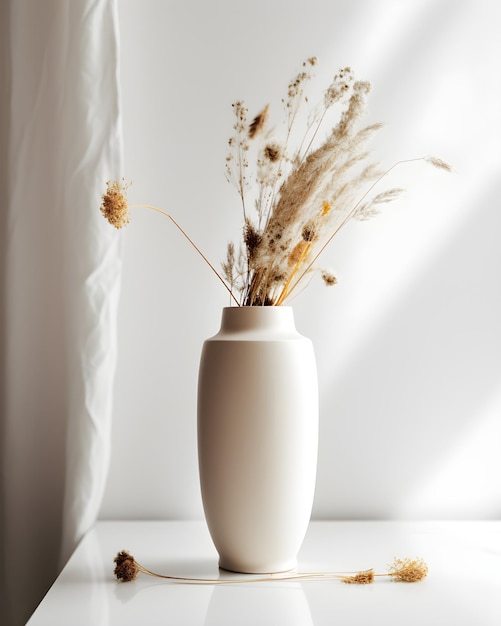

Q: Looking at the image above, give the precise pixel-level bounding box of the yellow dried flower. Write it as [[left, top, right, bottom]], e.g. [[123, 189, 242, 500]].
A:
[[321, 201, 332, 216], [100, 179, 130, 229], [387, 557, 429, 583], [288, 240, 310, 267]]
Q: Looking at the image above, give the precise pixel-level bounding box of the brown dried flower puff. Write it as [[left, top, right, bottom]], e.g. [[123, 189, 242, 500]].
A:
[[114, 550, 139, 582], [100, 179, 130, 229]]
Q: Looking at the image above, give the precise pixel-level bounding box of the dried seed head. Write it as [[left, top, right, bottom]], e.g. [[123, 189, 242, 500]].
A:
[[371, 188, 405, 204], [324, 67, 354, 108], [334, 80, 372, 138], [264, 143, 282, 163], [244, 221, 262, 260], [232, 100, 248, 126], [248, 104, 270, 139], [114, 551, 139, 582], [341, 569, 375, 584], [388, 557, 429, 583], [321, 270, 338, 286], [424, 156, 453, 172], [302, 222, 316, 242], [221, 241, 236, 286], [100, 180, 130, 229]]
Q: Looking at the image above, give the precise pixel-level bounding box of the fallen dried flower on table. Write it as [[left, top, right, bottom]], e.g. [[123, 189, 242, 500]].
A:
[[113, 551, 428, 585]]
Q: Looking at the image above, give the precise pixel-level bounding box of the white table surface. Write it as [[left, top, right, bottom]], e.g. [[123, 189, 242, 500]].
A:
[[27, 520, 501, 626]]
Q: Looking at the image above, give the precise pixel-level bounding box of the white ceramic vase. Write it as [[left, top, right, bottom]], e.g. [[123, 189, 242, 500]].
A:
[[197, 306, 318, 573]]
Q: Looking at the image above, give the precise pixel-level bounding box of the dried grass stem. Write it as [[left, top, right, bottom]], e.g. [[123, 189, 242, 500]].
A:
[[131, 204, 240, 306]]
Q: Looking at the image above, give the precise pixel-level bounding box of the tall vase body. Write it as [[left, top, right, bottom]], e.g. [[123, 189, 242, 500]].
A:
[[197, 306, 318, 574]]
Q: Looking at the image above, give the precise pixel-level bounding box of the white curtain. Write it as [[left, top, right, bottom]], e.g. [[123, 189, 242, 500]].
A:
[[0, 1, 123, 624]]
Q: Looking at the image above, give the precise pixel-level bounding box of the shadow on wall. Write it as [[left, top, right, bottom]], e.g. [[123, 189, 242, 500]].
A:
[[314, 180, 501, 519]]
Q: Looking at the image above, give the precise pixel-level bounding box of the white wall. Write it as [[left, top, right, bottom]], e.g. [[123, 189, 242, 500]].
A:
[[100, 0, 501, 521]]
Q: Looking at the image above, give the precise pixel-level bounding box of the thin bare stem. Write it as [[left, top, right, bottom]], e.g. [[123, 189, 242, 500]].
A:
[[131, 204, 240, 306], [299, 108, 327, 161], [137, 567, 347, 585]]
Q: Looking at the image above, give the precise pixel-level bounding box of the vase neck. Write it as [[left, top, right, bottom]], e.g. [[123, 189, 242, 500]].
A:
[[219, 306, 296, 334]]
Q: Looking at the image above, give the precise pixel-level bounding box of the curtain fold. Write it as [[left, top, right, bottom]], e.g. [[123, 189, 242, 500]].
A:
[[0, 1, 123, 624]]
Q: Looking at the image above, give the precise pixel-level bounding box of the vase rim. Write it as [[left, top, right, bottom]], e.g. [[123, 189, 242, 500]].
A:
[[215, 305, 298, 336], [222, 305, 292, 310]]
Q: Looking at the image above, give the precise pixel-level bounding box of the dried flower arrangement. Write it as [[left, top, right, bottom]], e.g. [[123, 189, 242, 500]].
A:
[[113, 550, 428, 585], [101, 60, 443, 587], [100, 58, 451, 305]]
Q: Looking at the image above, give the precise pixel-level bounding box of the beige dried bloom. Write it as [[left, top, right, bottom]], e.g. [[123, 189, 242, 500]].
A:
[[283, 58, 318, 133], [333, 80, 372, 139], [341, 569, 375, 584], [100, 179, 130, 229], [256, 142, 283, 195], [425, 155, 453, 172], [226, 101, 251, 217], [324, 67, 354, 108], [222, 241, 236, 290], [387, 557, 429, 582], [353, 188, 405, 221]]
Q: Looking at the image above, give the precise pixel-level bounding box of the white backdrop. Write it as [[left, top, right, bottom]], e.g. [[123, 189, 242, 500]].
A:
[[100, 0, 501, 522]]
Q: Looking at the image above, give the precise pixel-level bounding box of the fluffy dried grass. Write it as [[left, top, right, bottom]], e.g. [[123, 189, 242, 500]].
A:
[[224, 59, 451, 305]]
